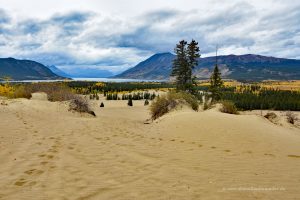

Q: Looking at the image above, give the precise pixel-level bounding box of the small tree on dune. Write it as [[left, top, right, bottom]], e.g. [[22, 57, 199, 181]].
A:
[[209, 47, 223, 102], [128, 97, 133, 106]]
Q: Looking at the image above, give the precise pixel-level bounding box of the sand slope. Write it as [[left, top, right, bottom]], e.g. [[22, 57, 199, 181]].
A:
[[0, 96, 299, 200]]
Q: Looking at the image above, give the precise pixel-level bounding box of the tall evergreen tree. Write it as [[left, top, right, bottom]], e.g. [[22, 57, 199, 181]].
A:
[[171, 40, 188, 91], [209, 47, 223, 101], [187, 40, 200, 93], [171, 40, 200, 92]]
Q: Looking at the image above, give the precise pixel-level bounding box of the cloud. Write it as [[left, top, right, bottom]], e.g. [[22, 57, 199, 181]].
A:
[[0, 0, 299, 74]]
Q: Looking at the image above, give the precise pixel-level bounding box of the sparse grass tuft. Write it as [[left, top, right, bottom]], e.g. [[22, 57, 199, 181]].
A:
[[69, 96, 96, 116], [150, 91, 199, 120], [264, 112, 277, 120], [220, 100, 239, 114], [286, 111, 298, 124]]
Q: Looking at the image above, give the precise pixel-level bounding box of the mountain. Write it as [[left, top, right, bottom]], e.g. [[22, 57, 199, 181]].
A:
[[60, 67, 114, 78], [115, 53, 300, 81], [115, 53, 175, 80], [0, 58, 65, 80], [47, 65, 71, 78]]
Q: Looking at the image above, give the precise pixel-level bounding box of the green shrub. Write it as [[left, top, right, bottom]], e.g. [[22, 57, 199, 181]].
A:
[[220, 100, 238, 114], [144, 99, 149, 106], [150, 91, 199, 120]]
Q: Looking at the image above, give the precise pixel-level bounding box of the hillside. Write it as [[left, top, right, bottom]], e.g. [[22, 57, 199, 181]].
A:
[[47, 65, 71, 78], [0, 58, 65, 80], [115, 53, 300, 81]]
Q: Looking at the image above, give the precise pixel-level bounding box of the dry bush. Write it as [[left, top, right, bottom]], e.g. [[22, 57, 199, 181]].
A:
[[286, 111, 298, 124], [220, 100, 239, 114], [264, 112, 277, 120], [26, 83, 75, 101], [0, 82, 75, 101], [150, 91, 199, 120], [69, 96, 96, 116], [203, 95, 212, 110], [11, 85, 32, 99]]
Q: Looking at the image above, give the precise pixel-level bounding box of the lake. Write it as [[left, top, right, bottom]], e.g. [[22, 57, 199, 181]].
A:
[[3, 78, 168, 83]]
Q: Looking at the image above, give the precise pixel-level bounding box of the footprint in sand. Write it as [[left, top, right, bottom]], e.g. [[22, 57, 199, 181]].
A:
[[224, 150, 231, 152], [38, 154, 54, 159], [47, 155, 54, 159], [211, 146, 216, 149], [27, 181, 37, 186], [14, 179, 27, 186], [264, 153, 275, 157], [48, 148, 58, 153], [40, 161, 48, 165], [287, 155, 300, 158], [24, 169, 44, 175]]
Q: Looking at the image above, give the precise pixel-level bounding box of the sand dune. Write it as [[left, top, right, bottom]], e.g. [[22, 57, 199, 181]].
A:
[[0, 95, 299, 200]]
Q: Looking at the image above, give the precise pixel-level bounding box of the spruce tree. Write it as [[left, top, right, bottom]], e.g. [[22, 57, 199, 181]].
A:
[[187, 40, 200, 93], [209, 65, 223, 101], [209, 47, 223, 102], [171, 40, 200, 92], [171, 40, 188, 91]]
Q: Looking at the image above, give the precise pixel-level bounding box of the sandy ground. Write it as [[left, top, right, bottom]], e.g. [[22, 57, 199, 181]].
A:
[[0, 94, 300, 200]]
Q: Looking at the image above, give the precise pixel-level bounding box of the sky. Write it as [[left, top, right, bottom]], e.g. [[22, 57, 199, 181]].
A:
[[0, 0, 299, 74]]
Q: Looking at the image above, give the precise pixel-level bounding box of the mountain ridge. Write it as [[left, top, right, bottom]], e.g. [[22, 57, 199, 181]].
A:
[[115, 53, 300, 81], [0, 58, 65, 80]]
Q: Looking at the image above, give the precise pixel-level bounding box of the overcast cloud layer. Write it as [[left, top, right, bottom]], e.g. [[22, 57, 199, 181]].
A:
[[0, 0, 299, 73]]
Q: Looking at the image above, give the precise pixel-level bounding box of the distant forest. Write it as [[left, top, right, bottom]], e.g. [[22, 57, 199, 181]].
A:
[[67, 81, 300, 111]]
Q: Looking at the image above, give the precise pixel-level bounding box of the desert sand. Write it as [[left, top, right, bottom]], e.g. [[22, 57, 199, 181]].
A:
[[0, 93, 300, 200]]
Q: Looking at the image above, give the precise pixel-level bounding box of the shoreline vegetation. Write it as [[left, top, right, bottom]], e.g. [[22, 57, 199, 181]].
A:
[[1, 80, 300, 111]]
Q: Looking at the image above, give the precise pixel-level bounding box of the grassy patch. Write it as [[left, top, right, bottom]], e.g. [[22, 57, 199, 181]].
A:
[[150, 91, 199, 120]]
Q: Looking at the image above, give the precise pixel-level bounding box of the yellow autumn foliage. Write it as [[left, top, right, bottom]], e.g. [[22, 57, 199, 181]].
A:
[[95, 82, 106, 87], [0, 84, 14, 97]]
